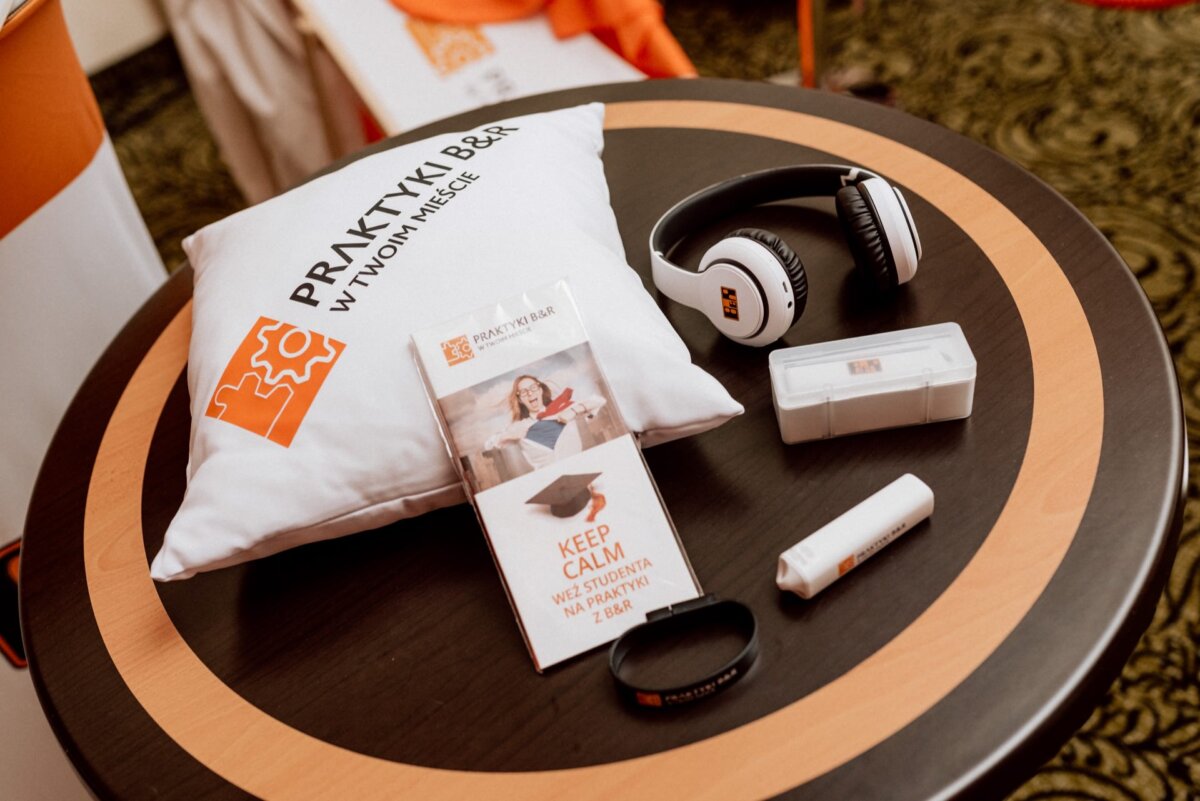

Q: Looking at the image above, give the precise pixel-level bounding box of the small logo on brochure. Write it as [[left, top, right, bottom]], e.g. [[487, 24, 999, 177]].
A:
[[206, 317, 345, 447], [441, 335, 475, 366], [449, 305, 556, 362], [720, 287, 739, 320], [406, 18, 494, 76]]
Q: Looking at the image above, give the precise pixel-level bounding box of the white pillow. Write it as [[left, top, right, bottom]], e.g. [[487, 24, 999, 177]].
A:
[[151, 103, 742, 581]]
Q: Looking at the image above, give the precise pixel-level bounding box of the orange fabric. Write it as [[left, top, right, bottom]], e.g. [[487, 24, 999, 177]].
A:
[[545, 0, 694, 78], [388, 0, 695, 78], [0, 0, 105, 239], [797, 0, 816, 88], [393, 0, 544, 22], [359, 103, 385, 144]]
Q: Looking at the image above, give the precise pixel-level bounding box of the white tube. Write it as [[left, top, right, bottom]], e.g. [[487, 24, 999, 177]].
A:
[[777, 474, 934, 599]]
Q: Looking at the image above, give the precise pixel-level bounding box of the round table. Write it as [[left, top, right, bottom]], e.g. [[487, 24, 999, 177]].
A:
[[21, 79, 1184, 801]]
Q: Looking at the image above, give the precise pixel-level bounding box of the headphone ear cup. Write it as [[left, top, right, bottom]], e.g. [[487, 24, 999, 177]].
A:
[[836, 185, 898, 292], [725, 228, 808, 326]]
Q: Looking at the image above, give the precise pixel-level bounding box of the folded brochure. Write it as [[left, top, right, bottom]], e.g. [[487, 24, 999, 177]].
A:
[[412, 280, 701, 670]]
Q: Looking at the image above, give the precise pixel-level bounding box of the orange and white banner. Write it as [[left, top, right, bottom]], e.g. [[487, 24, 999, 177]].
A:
[[0, 0, 164, 545], [293, 0, 655, 137]]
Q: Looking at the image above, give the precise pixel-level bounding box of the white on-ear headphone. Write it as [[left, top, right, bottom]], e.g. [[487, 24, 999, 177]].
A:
[[649, 164, 922, 347]]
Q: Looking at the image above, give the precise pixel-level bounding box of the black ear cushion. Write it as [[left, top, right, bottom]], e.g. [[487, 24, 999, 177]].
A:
[[836, 185, 898, 292], [725, 227, 808, 326]]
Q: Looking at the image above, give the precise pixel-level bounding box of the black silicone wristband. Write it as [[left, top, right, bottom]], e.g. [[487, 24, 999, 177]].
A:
[[608, 595, 759, 708]]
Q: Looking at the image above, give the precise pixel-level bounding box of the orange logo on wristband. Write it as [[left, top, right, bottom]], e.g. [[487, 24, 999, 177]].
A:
[[206, 317, 345, 447]]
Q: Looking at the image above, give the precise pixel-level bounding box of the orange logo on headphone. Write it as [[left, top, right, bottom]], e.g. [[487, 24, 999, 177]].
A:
[[721, 287, 739, 320], [206, 317, 345, 447]]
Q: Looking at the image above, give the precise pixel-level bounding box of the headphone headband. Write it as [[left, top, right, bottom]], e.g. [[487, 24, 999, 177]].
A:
[[649, 164, 882, 269]]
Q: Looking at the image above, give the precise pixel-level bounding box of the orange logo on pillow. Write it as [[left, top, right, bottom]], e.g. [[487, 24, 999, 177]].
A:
[[405, 17, 494, 76], [206, 317, 345, 447]]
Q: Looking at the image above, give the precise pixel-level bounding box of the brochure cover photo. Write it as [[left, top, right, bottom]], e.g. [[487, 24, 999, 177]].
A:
[[413, 281, 701, 670], [437, 341, 624, 494]]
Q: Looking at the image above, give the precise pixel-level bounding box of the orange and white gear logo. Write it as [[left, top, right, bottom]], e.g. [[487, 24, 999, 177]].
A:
[[441, 335, 474, 366], [206, 317, 345, 447], [405, 18, 494, 76]]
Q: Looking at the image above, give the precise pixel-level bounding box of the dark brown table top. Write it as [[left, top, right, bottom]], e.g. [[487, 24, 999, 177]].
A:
[[21, 79, 1184, 801]]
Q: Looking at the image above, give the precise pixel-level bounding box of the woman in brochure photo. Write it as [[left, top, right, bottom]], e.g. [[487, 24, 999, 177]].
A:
[[486, 373, 607, 469], [439, 343, 624, 492]]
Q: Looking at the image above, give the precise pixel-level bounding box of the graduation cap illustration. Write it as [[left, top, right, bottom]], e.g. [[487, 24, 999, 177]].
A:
[[526, 472, 601, 517]]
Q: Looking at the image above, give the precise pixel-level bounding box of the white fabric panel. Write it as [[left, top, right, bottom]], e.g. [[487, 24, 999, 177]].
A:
[[0, 136, 164, 544]]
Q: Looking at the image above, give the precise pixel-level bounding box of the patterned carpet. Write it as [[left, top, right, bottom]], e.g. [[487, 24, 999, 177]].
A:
[[801, 5, 1200, 799], [91, 1, 1199, 797], [89, 40, 246, 272]]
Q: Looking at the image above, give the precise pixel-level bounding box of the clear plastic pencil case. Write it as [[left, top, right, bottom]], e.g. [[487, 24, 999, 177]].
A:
[[769, 323, 976, 444]]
